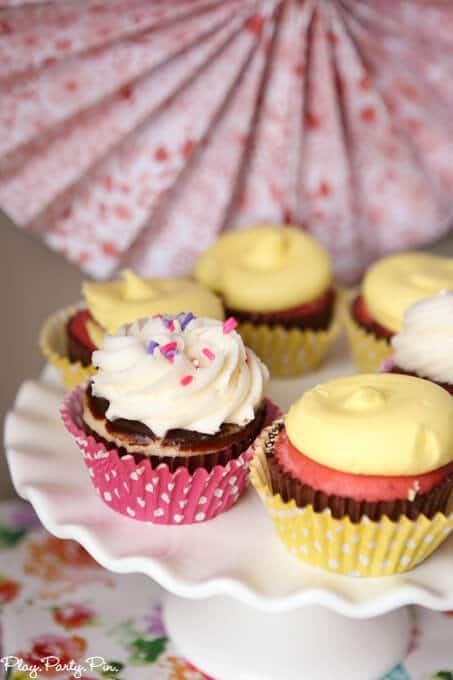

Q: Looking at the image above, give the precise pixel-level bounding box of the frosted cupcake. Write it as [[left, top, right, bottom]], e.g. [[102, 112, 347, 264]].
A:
[[194, 224, 338, 377], [344, 252, 453, 371], [40, 270, 223, 388], [250, 373, 453, 576], [61, 314, 272, 524], [382, 292, 453, 395]]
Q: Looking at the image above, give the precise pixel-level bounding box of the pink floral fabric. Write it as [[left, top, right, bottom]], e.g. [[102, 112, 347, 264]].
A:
[[0, 1, 452, 282], [0, 500, 212, 679]]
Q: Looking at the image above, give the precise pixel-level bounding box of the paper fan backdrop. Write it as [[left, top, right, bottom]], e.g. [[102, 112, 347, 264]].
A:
[[1, 0, 453, 282]]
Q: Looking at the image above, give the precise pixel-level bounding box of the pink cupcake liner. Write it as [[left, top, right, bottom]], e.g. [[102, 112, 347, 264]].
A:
[[61, 385, 279, 525]]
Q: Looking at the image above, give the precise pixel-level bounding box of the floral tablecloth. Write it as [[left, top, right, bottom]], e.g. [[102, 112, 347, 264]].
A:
[[0, 500, 452, 680]]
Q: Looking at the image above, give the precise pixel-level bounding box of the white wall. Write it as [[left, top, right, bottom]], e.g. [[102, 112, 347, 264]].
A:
[[1, 212, 83, 499]]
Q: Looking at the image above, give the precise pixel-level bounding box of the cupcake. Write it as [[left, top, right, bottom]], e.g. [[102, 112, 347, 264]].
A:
[[194, 224, 338, 378], [61, 313, 273, 524], [250, 373, 453, 576], [382, 292, 453, 395], [344, 252, 453, 371], [40, 270, 223, 388]]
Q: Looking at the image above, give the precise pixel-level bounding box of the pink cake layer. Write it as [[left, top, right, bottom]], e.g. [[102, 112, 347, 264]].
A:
[[274, 429, 453, 503]]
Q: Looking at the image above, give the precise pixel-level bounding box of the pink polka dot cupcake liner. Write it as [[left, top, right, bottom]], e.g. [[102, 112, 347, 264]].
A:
[[61, 385, 278, 525]]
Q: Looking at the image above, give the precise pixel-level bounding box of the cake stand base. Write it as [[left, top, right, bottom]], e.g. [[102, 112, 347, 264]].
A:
[[163, 594, 411, 680]]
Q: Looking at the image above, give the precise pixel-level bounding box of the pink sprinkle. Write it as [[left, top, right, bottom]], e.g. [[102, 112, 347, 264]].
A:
[[202, 347, 216, 361], [222, 317, 238, 334], [152, 313, 163, 319], [167, 319, 175, 331], [180, 375, 193, 386], [160, 342, 177, 355]]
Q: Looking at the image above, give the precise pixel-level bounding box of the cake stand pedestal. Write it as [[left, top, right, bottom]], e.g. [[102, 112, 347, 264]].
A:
[[162, 594, 411, 680], [5, 341, 453, 680]]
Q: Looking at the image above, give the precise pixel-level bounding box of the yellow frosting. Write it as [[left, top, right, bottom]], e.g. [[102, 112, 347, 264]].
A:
[[83, 271, 224, 337], [363, 252, 453, 332], [285, 373, 453, 476], [194, 224, 332, 312]]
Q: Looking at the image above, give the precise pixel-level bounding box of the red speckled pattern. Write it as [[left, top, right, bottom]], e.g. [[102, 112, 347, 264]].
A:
[[1, 1, 453, 281]]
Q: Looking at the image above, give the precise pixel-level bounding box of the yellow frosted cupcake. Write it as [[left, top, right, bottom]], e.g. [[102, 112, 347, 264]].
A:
[[344, 252, 453, 371], [194, 225, 338, 377], [39, 271, 223, 388], [250, 373, 453, 576]]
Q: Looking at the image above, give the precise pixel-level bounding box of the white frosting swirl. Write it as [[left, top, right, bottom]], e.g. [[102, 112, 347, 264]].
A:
[[391, 292, 453, 383], [91, 315, 269, 437]]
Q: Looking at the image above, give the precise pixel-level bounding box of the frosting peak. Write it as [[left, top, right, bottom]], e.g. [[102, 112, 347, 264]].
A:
[[194, 224, 331, 312], [91, 314, 269, 438], [391, 292, 453, 383], [119, 270, 159, 300], [343, 386, 386, 412], [83, 272, 224, 336], [286, 373, 453, 475], [241, 229, 290, 271], [363, 252, 453, 332]]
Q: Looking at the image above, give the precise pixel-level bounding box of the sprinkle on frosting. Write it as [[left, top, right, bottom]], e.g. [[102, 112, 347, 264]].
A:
[[391, 291, 453, 383], [91, 314, 269, 438], [159, 339, 179, 363], [285, 373, 453, 476], [147, 340, 159, 355], [223, 317, 238, 334], [163, 318, 176, 331], [202, 347, 216, 361], [160, 341, 178, 355], [180, 312, 195, 330], [194, 224, 332, 313]]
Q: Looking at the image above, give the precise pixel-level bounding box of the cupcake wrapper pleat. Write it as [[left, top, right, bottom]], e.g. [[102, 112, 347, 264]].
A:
[[39, 303, 96, 389], [237, 316, 339, 378], [341, 297, 392, 372], [61, 385, 279, 525], [250, 424, 453, 576]]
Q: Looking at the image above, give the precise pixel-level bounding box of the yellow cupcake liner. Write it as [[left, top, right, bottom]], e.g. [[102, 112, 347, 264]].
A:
[[341, 293, 392, 372], [39, 303, 96, 389], [237, 314, 340, 378], [250, 425, 453, 576]]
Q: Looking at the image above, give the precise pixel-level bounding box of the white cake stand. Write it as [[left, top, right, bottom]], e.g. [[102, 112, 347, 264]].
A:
[[5, 336, 453, 680]]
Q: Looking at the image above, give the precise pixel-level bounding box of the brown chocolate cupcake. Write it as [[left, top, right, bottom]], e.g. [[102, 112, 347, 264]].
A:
[[83, 312, 270, 472], [83, 384, 267, 474], [62, 313, 271, 525]]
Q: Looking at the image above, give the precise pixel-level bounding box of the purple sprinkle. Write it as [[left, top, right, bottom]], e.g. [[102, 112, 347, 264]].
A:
[[180, 312, 195, 330], [162, 316, 175, 330], [147, 340, 159, 354]]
